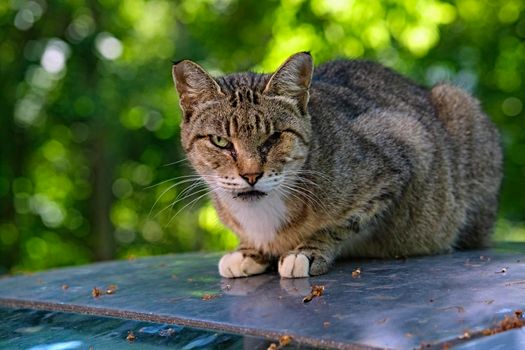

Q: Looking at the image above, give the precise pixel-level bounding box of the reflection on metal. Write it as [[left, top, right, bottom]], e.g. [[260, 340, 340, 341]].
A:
[[0, 244, 524, 349], [0, 308, 287, 350]]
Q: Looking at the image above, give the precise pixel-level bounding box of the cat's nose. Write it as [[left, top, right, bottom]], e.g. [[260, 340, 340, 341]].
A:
[[240, 172, 263, 186]]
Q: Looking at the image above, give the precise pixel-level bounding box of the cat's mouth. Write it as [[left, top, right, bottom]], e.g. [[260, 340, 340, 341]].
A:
[[233, 190, 267, 201]]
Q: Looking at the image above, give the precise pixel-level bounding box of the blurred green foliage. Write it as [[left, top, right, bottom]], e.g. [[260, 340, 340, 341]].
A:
[[1, 0, 524, 273]]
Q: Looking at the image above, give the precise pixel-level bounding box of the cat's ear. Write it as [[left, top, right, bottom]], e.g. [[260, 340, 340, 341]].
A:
[[263, 52, 313, 114], [172, 60, 223, 121]]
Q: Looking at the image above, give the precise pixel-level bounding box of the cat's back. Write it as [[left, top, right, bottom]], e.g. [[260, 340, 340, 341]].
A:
[[311, 59, 432, 116], [308, 58, 502, 253]]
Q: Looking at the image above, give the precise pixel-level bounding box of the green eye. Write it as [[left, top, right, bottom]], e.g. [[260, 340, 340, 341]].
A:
[[209, 135, 232, 149]]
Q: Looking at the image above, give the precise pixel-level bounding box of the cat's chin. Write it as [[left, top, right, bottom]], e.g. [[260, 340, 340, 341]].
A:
[[232, 190, 268, 201]]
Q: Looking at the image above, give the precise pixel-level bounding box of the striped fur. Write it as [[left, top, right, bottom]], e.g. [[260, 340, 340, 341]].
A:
[[172, 52, 503, 278]]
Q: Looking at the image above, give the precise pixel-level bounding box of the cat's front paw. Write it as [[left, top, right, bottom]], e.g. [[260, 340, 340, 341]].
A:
[[278, 253, 310, 278], [279, 251, 332, 278], [218, 251, 268, 278]]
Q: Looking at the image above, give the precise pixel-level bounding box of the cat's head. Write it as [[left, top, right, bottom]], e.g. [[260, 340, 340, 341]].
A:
[[171, 52, 313, 202]]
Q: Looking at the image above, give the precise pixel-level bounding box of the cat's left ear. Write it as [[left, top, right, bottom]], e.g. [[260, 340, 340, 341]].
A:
[[263, 52, 313, 114], [172, 60, 224, 121]]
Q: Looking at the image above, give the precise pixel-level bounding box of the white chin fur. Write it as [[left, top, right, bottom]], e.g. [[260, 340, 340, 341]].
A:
[[219, 190, 287, 249]]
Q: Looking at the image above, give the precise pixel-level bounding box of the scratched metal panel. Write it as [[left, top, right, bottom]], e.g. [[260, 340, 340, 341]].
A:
[[0, 245, 524, 349]]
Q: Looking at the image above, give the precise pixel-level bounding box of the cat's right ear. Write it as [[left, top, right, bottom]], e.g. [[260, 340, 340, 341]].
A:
[[172, 60, 223, 121]]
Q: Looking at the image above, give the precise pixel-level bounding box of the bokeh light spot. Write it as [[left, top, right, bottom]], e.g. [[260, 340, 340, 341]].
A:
[[112, 178, 133, 198], [121, 106, 146, 129], [111, 203, 139, 230], [14, 93, 43, 127], [132, 165, 153, 186], [457, 0, 483, 21], [502, 97, 523, 117], [26, 237, 48, 260], [95, 32, 123, 60], [14, 9, 35, 30], [115, 228, 136, 244], [40, 39, 70, 74], [66, 13, 95, 42], [198, 204, 220, 233], [498, 2, 521, 24], [142, 220, 163, 242], [30, 194, 65, 228], [401, 25, 439, 57], [42, 140, 66, 163]]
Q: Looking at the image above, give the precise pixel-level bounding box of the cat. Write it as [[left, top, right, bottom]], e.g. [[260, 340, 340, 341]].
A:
[[171, 52, 502, 279]]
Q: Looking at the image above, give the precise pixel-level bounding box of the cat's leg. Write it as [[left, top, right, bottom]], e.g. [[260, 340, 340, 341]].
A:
[[279, 229, 346, 278], [218, 245, 270, 278]]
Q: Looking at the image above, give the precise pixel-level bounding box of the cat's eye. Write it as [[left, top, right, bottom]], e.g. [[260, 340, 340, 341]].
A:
[[262, 132, 281, 149], [209, 135, 232, 149]]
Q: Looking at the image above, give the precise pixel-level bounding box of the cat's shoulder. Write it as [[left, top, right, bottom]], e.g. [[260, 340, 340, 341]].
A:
[[313, 58, 426, 95], [313, 59, 392, 78]]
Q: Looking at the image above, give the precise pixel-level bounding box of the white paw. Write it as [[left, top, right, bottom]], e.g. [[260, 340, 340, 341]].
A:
[[218, 252, 268, 278], [278, 253, 310, 278]]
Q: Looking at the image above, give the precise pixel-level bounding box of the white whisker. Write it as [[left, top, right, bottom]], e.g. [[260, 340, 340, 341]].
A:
[[280, 180, 331, 215], [148, 177, 213, 217], [145, 174, 217, 190], [161, 157, 189, 167], [155, 185, 210, 219], [166, 187, 220, 226]]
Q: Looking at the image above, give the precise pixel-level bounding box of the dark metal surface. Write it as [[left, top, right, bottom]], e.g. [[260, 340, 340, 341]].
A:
[[0, 244, 524, 349], [0, 307, 283, 350]]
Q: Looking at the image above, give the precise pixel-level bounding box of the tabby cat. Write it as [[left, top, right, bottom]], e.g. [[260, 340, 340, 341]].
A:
[[171, 52, 502, 278]]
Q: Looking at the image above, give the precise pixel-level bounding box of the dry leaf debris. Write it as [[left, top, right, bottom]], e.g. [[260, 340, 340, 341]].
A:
[[302, 285, 325, 303]]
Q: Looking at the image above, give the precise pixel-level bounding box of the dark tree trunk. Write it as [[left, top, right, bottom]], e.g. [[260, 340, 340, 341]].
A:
[[90, 129, 115, 261]]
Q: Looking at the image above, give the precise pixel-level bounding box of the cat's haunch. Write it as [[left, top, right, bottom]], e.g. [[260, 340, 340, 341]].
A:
[[171, 52, 502, 279]]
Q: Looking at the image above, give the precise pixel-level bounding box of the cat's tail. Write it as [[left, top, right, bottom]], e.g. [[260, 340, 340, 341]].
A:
[[430, 84, 503, 250]]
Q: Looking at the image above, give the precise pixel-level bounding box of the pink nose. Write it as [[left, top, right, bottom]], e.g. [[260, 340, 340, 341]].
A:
[[240, 172, 263, 186]]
